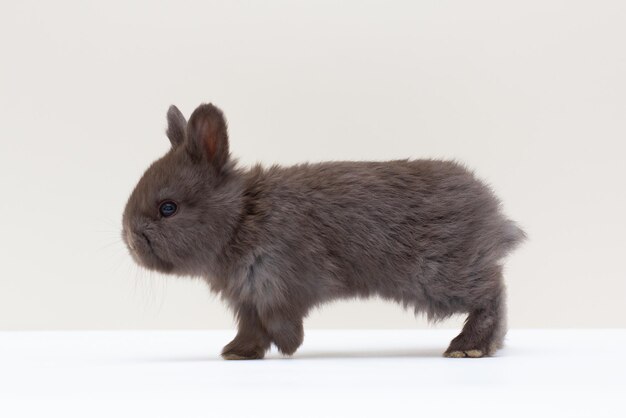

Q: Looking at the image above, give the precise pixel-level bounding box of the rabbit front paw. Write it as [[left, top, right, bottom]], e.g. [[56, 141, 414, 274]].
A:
[[221, 343, 266, 360]]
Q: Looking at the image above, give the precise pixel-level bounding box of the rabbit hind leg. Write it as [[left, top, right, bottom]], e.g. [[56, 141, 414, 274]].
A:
[[444, 273, 507, 358]]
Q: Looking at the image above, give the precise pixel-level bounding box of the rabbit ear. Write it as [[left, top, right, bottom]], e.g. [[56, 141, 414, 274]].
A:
[[187, 103, 229, 171], [166, 105, 187, 148]]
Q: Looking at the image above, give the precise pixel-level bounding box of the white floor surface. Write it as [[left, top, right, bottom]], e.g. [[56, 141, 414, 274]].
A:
[[1, 330, 624, 418]]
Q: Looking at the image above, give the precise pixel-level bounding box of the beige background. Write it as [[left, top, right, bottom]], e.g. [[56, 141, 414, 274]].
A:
[[1, 0, 624, 330]]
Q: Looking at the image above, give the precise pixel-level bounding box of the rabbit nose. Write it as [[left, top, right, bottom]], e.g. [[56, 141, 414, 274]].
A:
[[125, 229, 136, 251]]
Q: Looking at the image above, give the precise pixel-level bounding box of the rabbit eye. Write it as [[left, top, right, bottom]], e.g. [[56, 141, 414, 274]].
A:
[[159, 201, 178, 218]]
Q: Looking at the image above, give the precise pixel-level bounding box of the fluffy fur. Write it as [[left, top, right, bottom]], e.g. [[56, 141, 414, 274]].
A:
[[122, 103, 526, 360]]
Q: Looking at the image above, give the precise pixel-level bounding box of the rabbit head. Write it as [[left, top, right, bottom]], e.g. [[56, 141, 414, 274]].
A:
[[121, 104, 243, 275]]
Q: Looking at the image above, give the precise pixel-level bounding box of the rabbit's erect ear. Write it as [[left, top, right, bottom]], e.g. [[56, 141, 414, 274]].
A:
[[166, 105, 187, 148], [187, 103, 229, 171]]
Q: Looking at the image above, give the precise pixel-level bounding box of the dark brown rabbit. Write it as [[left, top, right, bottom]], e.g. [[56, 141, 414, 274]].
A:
[[122, 103, 525, 360]]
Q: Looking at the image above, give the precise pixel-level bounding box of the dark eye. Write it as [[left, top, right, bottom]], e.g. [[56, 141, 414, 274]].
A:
[[159, 201, 178, 218]]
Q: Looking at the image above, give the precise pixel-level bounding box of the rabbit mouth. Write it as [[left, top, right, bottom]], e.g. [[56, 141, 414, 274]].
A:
[[125, 230, 174, 273], [140, 232, 174, 273]]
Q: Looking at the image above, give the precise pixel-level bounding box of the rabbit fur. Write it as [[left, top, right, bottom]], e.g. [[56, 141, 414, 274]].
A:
[[122, 103, 525, 359]]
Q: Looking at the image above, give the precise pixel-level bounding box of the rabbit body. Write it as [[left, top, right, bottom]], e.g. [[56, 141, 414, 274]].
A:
[[122, 103, 525, 360]]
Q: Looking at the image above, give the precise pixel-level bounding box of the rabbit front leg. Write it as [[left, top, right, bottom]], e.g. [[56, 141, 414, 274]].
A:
[[222, 304, 271, 360], [260, 307, 305, 356]]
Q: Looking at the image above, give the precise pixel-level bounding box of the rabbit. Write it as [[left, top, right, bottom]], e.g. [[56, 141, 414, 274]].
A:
[[122, 102, 526, 360]]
